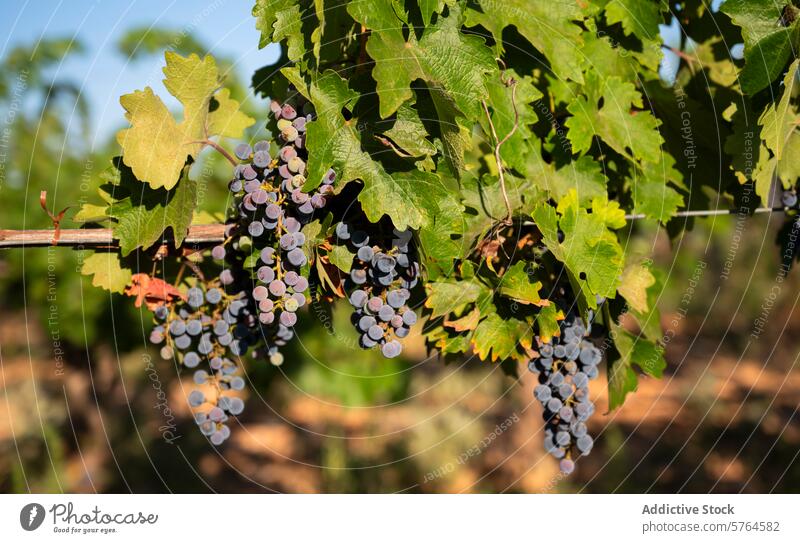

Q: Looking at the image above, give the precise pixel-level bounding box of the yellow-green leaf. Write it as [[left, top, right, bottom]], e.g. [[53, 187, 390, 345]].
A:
[[498, 261, 543, 305], [618, 259, 656, 313], [81, 252, 132, 294]]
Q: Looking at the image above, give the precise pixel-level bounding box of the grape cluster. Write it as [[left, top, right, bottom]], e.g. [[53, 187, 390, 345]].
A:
[[225, 96, 336, 365], [527, 313, 602, 474], [149, 282, 256, 445], [337, 222, 419, 358]]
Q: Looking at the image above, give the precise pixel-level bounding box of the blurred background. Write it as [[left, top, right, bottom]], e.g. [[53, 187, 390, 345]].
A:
[[0, 1, 798, 493]]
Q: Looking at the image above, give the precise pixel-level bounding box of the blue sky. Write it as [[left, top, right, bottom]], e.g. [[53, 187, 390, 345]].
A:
[[0, 0, 280, 146]]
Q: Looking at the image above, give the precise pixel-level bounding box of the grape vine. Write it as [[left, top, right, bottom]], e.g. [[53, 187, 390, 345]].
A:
[[1, 0, 798, 476]]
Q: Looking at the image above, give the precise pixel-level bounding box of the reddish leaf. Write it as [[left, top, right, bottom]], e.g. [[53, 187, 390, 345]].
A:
[[125, 273, 184, 310]]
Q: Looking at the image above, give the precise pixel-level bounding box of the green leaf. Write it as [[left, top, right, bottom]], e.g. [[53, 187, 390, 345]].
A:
[[628, 266, 664, 342], [482, 72, 542, 173], [632, 178, 684, 224], [208, 89, 258, 138], [604, 0, 665, 40], [306, 71, 443, 229], [117, 52, 253, 190], [760, 59, 800, 162], [544, 156, 607, 206], [328, 244, 354, 272], [349, 1, 496, 118], [536, 303, 563, 344], [117, 88, 186, 191], [274, 3, 306, 61], [379, 102, 437, 158], [471, 312, 531, 362], [301, 218, 325, 264], [418, 0, 448, 25], [356, 170, 445, 230], [534, 194, 625, 306], [722, 0, 800, 94], [778, 132, 800, 185], [81, 252, 132, 294], [566, 74, 664, 164], [465, 0, 585, 83], [461, 173, 542, 242], [425, 279, 487, 319], [253, 0, 298, 48], [72, 203, 110, 223], [429, 88, 472, 175], [589, 196, 627, 230], [498, 261, 543, 305], [618, 258, 656, 313], [107, 165, 198, 256], [607, 323, 665, 411], [752, 142, 777, 203], [417, 179, 467, 279]]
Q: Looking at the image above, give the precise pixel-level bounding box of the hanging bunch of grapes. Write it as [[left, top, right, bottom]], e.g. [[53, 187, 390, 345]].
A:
[[334, 221, 420, 358], [528, 310, 602, 474], [149, 280, 255, 445]]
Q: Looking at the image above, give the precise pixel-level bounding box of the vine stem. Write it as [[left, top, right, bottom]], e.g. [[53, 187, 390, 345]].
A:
[[188, 139, 238, 166], [481, 59, 520, 226], [0, 224, 226, 249]]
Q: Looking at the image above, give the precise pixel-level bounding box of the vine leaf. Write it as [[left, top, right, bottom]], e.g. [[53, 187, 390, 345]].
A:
[[498, 261, 543, 306], [760, 59, 800, 161], [349, 1, 495, 119], [105, 161, 198, 256], [461, 173, 541, 243], [607, 323, 666, 411], [536, 303, 563, 344], [465, 0, 585, 83], [604, 0, 666, 41], [379, 102, 437, 159], [80, 252, 132, 294], [416, 178, 467, 279], [444, 307, 481, 332], [425, 279, 488, 319], [586, 196, 626, 230], [481, 72, 542, 174], [543, 156, 607, 206], [72, 203, 111, 223], [117, 52, 254, 190], [305, 71, 446, 229], [274, 3, 306, 61], [722, 0, 800, 94], [534, 193, 625, 308], [349, 0, 495, 173], [253, 0, 299, 48], [471, 312, 531, 362], [208, 89, 258, 138], [632, 178, 684, 224], [565, 73, 663, 164], [328, 244, 354, 272], [628, 267, 664, 342], [124, 273, 185, 310], [618, 258, 656, 313]]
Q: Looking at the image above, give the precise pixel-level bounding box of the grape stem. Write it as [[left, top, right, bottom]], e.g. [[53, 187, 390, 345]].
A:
[[189, 139, 238, 167], [183, 257, 206, 282]]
